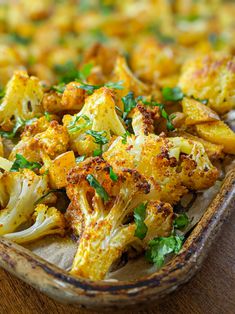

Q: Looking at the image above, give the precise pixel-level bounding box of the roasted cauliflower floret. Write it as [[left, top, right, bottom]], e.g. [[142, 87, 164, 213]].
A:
[[0, 71, 44, 131], [104, 134, 218, 204], [9, 119, 69, 162], [65, 157, 173, 280], [63, 87, 125, 156], [130, 37, 179, 83], [112, 56, 149, 110], [179, 54, 235, 114], [0, 169, 48, 235], [3, 204, 65, 244]]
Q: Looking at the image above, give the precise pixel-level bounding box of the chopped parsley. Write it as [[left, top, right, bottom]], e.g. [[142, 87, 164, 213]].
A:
[[173, 213, 189, 230], [86, 174, 109, 201], [9, 33, 32, 45], [109, 167, 118, 181], [145, 235, 184, 268], [86, 130, 108, 156], [34, 189, 65, 206], [68, 115, 91, 133], [134, 203, 148, 240], [77, 80, 123, 95], [121, 131, 131, 144], [121, 91, 137, 119], [162, 87, 184, 102], [10, 154, 42, 172], [0, 117, 37, 139]]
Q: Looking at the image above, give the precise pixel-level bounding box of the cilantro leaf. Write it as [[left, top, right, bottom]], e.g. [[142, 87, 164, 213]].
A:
[[174, 213, 189, 230], [10, 154, 42, 172], [86, 130, 108, 156], [109, 167, 118, 181], [162, 87, 184, 102], [86, 174, 109, 201], [145, 235, 184, 267], [134, 203, 148, 240], [121, 91, 137, 119]]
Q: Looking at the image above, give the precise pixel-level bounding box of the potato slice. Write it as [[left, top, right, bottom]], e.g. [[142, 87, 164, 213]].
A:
[[48, 151, 76, 189], [172, 131, 224, 160], [196, 121, 235, 154], [182, 97, 220, 126]]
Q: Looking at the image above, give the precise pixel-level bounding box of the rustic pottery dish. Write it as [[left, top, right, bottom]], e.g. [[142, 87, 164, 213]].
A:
[[0, 168, 234, 310]]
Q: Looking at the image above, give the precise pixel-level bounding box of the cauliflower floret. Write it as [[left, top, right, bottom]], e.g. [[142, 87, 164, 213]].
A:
[[65, 157, 173, 280], [0, 70, 44, 131], [111, 56, 149, 110], [130, 37, 179, 83], [179, 54, 235, 114], [63, 87, 125, 156], [103, 134, 218, 204], [3, 204, 65, 244], [9, 119, 69, 162], [0, 169, 48, 235]]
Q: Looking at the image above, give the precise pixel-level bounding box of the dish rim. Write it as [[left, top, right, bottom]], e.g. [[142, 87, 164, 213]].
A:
[[0, 168, 234, 310]]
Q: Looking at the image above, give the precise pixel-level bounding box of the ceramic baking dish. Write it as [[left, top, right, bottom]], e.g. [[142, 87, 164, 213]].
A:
[[0, 168, 234, 311]]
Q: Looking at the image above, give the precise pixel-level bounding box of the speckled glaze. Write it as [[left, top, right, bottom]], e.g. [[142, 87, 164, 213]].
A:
[[0, 169, 234, 311]]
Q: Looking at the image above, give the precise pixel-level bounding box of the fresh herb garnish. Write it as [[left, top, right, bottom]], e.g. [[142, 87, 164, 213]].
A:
[[134, 203, 148, 240], [68, 115, 91, 133], [10, 154, 42, 172], [34, 189, 65, 206], [77, 81, 123, 95], [9, 33, 32, 45], [0, 117, 37, 139], [76, 155, 86, 163], [109, 167, 118, 181], [44, 112, 51, 122], [121, 131, 131, 144], [51, 83, 66, 94], [53, 61, 93, 85], [121, 91, 137, 119], [86, 174, 109, 201], [162, 87, 184, 102], [145, 235, 184, 267], [86, 130, 108, 156], [174, 213, 189, 230]]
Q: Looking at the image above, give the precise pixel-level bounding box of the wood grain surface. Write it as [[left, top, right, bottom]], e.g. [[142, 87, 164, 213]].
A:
[[0, 210, 234, 314]]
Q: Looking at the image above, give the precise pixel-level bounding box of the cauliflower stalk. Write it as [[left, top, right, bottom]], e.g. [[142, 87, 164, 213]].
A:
[[0, 169, 48, 235], [63, 87, 125, 156], [3, 204, 65, 244], [66, 157, 173, 280], [0, 70, 44, 131], [103, 134, 218, 204]]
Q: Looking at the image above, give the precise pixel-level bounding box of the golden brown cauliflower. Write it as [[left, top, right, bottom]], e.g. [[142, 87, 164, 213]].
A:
[[66, 157, 173, 280], [63, 87, 125, 156], [179, 54, 235, 114], [103, 134, 218, 204], [9, 118, 69, 162], [0, 70, 44, 131]]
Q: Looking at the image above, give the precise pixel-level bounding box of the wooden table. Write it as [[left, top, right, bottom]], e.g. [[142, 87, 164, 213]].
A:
[[1, 210, 234, 314]]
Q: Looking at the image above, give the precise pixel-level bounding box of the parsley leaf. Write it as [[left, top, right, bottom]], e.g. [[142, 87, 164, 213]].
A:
[[51, 83, 66, 94], [34, 189, 65, 206], [162, 87, 184, 102], [68, 115, 91, 133], [10, 154, 42, 172], [86, 174, 109, 201], [145, 235, 184, 267], [121, 91, 137, 119], [109, 167, 118, 181], [121, 131, 131, 144], [0, 117, 37, 139], [173, 213, 189, 230], [77, 81, 123, 95], [134, 203, 148, 240], [86, 130, 108, 156]]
